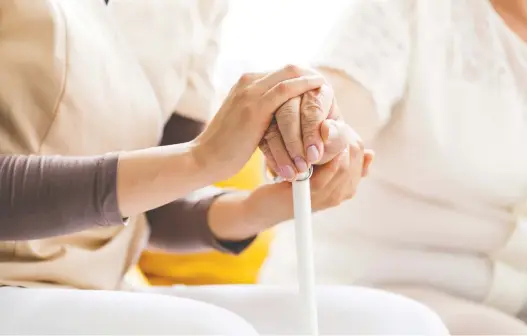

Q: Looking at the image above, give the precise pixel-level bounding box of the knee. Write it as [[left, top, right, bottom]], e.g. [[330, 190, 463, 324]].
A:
[[372, 289, 448, 335], [317, 286, 448, 335], [1, 288, 258, 335], [137, 296, 259, 335]]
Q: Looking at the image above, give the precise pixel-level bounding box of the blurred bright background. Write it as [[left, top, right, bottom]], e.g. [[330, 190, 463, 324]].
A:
[[215, 0, 351, 92], [137, 0, 355, 287]]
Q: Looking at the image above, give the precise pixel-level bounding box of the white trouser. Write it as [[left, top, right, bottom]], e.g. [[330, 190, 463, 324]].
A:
[[0, 285, 447, 335]]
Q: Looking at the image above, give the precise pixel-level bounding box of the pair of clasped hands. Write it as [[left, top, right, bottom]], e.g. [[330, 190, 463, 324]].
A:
[[193, 65, 374, 223]]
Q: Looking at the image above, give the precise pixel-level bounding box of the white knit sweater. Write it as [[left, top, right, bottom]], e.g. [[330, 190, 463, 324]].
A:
[[260, 0, 527, 316]]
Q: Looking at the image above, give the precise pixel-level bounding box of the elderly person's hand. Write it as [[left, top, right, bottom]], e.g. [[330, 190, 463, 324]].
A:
[[195, 66, 373, 242], [192, 65, 325, 182], [258, 66, 372, 181], [208, 120, 374, 241]]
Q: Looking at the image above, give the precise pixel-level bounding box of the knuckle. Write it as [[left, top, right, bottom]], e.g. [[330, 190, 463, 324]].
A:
[[276, 105, 299, 127], [301, 104, 323, 123], [238, 73, 256, 85], [276, 82, 290, 95], [276, 106, 295, 120], [301, 105, 323, 125], [234, 87, 251, 101], [303, 90, 324, 110], [276, 99, 299, 118], [284, 64, 303, 77]]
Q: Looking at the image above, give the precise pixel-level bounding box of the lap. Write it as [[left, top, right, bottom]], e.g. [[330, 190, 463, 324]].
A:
[[384, 285, 527, 335], [0, 286, 257, 335], [149, 285, 448, 335], [0, 285, 448, 335]]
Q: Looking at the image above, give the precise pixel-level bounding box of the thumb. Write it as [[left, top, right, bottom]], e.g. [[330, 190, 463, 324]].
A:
[[319, 119, 353, 160]]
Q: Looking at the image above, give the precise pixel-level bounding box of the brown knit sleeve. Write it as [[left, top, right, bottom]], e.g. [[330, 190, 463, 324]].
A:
[[146, 186, 256, 254], [145, 113, 256, 254], [0, 153, 124, 240]]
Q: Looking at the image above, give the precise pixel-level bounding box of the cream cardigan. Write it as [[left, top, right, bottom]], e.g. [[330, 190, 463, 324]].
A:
[[261, 0, 527, 316], [0, 0, 226, 289]]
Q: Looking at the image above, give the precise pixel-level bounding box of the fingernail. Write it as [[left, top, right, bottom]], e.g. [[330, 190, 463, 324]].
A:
[[294, 157, 308, 173], [306, 145, 319, 164], [279, 165, 295, 180]]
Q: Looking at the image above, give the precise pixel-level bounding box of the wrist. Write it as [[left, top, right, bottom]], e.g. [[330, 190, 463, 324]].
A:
[[117, 143, 214, 217], [208, 191, 258, 241], [244, 183, 293, 229], [189, 139, 228, 184]]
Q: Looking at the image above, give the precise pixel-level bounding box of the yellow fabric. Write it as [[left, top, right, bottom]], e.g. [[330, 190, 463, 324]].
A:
[[125, 265, 151, 287], [138, 150, 274, 285]]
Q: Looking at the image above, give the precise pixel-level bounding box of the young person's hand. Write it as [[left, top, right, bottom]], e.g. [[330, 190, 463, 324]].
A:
[[191, 65, 325, 182]]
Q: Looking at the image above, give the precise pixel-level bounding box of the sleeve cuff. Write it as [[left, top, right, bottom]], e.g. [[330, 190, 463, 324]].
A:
[[213, 235, 257, 255], [146, 188, 257, 254], [205, 191, 257, 255], [98, 153, 128, 227]]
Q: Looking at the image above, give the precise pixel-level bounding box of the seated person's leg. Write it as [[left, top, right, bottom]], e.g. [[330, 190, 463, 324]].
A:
[[385, 285, 527, 335], [0, 287, 258, 335], [153, 285, 448, 335]]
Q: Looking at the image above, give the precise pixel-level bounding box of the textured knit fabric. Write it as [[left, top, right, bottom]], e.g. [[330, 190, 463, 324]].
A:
[[261, 0, 527, 316]]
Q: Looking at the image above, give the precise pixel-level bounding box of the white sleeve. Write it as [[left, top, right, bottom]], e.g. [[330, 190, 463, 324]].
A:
[[315, 0, 415, 123], [175, 0, 228, 122]]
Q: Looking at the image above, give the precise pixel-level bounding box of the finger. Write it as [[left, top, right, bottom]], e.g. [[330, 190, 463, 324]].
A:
[[254, 64, 317, 92], [347, 141, 366, 194], [362, 149, 375, 177], [320, 145, 363, 206], [258, 139, 279, 176], [321, 148, 352, 197], [260, 75, 325, 119], [309, 150, 346, 192], [275, 97, 309, 173], [235, 72, 269, 88], [264, 122, 297, 181], [318, 119, 353, 165], [301, 84, 334, 165]]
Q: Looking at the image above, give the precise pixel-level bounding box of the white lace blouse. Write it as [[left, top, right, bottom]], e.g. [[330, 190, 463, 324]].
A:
[[260, 0, 527, 316]]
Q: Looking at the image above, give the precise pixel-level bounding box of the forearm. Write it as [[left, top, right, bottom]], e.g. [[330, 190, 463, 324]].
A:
[[208, 183, 293, 241], [145, 114, 255, 254], [147, 186, 222, 252], [148, 187, 257, 254], [0, 154, 122, 240], [117, 143, 214, 218], [0, 145, 214, 241], [207, 191, 253, 241]]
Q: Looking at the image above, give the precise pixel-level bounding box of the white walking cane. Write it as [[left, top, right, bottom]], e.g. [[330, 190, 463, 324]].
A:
[[292, 166, 319, 336]]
